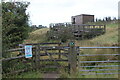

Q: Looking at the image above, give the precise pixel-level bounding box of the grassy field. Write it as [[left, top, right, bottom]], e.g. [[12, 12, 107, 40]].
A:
[[23, 28, 49, 44], [13, 21, 119, 78]]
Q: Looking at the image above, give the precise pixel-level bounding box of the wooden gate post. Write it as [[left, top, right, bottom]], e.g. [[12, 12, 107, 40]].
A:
[[35, 45, 40, 69], [58, 43, 61, 59], [68, 41, 77, 75], [31, 44, 36, 69]]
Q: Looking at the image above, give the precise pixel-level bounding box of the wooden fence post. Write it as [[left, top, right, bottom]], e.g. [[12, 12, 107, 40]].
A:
[[68, 41, 77, 75], [31, 44, 35, 69], [35, 45, 40, 69], [58, 43, 61, 59], [38, 45, 40, 68]]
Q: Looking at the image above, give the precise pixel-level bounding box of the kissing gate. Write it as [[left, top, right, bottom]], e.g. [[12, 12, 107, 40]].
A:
[[2, 42, 120, 77]]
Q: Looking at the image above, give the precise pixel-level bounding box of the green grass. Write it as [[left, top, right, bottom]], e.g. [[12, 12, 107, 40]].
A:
[[3, 70, 43, 78], [76, 22, 118, 47], [23, 28, 49, 43]]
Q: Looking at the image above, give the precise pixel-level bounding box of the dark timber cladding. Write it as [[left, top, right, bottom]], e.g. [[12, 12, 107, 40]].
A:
[[71, 14, 94, 24]]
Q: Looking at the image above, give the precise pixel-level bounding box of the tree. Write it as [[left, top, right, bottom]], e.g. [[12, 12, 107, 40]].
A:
[[105, 17, 108, 21], [113, 17, 117, 21], [102, 18, 105, 22], [2, 2, 30, 57], [95, 18, 98, 22], [105, 17, 111, 22], [107, 17, 111, 21], [98, 19, 102, 22]]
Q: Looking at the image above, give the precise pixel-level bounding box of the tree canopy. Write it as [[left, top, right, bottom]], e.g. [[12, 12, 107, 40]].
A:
[[2, 2, 30, 57]]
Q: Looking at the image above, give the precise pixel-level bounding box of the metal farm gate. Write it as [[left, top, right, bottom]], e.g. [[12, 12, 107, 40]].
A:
[[78, 46, 120, 77]]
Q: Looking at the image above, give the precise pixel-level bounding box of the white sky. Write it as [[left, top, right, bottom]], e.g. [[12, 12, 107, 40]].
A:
[[4, 0, 120, 27]]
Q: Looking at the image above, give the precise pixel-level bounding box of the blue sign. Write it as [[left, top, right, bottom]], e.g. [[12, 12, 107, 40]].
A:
[[25, 45, 32, 58], [69, 42, 75, 46]]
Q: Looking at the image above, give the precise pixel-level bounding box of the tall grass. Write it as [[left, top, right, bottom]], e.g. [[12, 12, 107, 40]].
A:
[[23, 28, 49, 43]]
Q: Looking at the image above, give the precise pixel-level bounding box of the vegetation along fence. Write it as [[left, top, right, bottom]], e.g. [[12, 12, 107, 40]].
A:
[[2, 42, 120, 77]]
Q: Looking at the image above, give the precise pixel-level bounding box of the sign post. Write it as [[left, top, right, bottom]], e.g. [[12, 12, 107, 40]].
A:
[[25, 45, 32, 58], [68, 41, 77, 76]]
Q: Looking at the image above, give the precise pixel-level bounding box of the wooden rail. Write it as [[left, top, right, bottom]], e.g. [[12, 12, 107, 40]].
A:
[[48, 23, 106, 40]]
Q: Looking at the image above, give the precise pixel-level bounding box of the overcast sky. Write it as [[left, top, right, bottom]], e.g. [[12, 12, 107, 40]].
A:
[[8, 0, 120, 27]]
